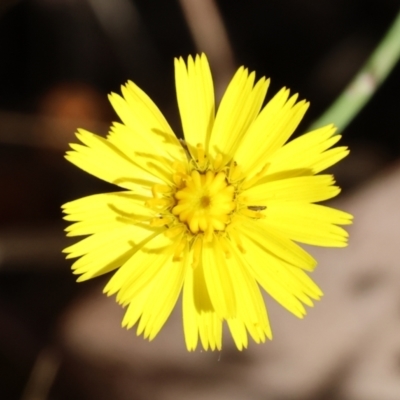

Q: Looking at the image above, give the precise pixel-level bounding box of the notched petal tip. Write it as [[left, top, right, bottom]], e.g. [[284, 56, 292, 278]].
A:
[[103, 282, 117, 297], [107, 92, 116, 103], [63, 251, 77, 259], [72, 270, 87, 281], [199, 52, 208, 63]]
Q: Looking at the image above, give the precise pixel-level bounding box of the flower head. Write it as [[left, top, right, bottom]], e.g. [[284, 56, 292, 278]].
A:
[[63, 54, 352, 351]]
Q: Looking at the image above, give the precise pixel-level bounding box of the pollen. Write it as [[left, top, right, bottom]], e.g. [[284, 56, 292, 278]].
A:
[[172, 170, 236, 235]]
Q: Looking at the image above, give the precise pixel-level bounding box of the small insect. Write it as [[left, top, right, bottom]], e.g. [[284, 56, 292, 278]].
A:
[[247, 205, 267, 211]]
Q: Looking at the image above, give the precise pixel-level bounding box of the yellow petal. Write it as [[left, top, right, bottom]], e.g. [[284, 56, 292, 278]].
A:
[[233, 233, 321, 318], [242, 175, 340, 204], [236, 219, 317, 271], [107, 122, 177, 183], [235, 88, 309, 176], [66, 129, 165, 189], [263, 203, 353, 247], [225, 241, 272, 349], [202, 235, 236, 319], [182, 266, 200, 351], [183, 253, 223, 351], [119, 239, 186, 340], [65, 226, 156, 281], [108, 80, 185, 162], [138, 247, 188, 340], [267, 124, 349, 174], [198, 310, 222, 351], [175, 54, 215, 155], [63, 192, 154, 236], [208, 67, 269, 163], [122, 283, 153, 329], [227, 319, 248, 350], [103, 232, 173, 300]]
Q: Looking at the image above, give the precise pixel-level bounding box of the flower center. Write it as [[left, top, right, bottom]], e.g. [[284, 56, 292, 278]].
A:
[[172, 170, 235, 235]]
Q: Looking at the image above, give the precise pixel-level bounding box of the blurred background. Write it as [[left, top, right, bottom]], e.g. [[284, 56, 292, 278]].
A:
[[1, 0, 400, 399]]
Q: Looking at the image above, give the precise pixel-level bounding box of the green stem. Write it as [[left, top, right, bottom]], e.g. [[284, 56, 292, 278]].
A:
[[309, 10, 400, 132]]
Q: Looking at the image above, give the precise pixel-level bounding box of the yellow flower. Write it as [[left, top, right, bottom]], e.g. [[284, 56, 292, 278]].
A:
[[63, 54, 352, 351]]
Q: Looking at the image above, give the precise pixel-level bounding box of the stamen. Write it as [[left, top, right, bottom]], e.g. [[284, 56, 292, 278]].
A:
[[208, 171, 226, 194], [190, 170, 201, 188], [150, 216, 173, 227], [188, 214, 200, 234], [218, 235, 232, 259], [229, 229, 246, 254], [172, 161, 187, 173], [204, 227, 213, 243], [229, 163, 242, 182], [164, 224, 186, 238], [173, 237, 187, 261], [145, 198, 174, 209], [211, 217, 227, 231], [172, 170, 236, 237], [171, 203, 189, 215], [229, 161, 242, 182], [196, 143, 206, 169], [172, 172, 188, 188], [152, 184, 171, 197], [213, 153, 224, 170]]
